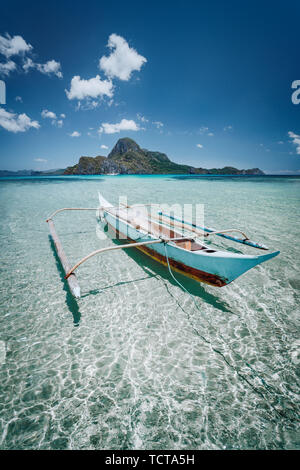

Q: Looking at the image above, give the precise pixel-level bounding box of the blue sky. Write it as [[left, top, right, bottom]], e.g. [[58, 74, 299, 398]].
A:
[[0, 0, 300, 173]]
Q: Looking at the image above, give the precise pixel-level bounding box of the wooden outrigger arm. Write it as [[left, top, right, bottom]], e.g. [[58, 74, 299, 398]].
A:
[[46, 207, 107, 222], [64, 236, 191, 279], [203, 228, 249, 239]]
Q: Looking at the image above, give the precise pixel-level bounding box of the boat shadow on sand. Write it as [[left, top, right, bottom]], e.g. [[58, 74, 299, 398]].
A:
[[81, 235, 237, 318], [49, 233, 237, 324], [118, 243, 238, 317], [49, 236, 165, 325]]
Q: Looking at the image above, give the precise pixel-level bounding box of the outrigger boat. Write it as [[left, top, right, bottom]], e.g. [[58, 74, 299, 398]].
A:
[[46, 194, 280, 298]]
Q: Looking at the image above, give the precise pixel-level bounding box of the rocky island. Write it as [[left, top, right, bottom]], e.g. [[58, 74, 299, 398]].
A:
[[64, 137, 264, 176], [0, 138, 264, 176]]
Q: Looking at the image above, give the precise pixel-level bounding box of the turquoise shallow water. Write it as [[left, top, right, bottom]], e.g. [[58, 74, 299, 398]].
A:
[[0, 174, 299, 449]]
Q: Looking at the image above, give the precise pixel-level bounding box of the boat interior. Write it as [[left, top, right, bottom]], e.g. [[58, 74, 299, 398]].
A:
[[115, 208, 217, 253]]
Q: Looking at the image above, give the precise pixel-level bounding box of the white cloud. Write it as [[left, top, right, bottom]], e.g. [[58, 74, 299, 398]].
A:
[[41, 109, 57, 119], [224, 125, 233, 131], [0, 34, 32, 58], [37, 60, 62, 78], [0, 60, 16, 76], [41, 109, 65, 127], [15, 96, 22, 102], [198, 126, 209, 134], [101, 144, 108, 149], [0, 108, 40, 133], [277, 141, 284, 144], [66, 75, 113, 101], [23, 58, 62, 78], [153, 121, 163, 129], [90, 100, 99, 108], [23, 57, 35, 72], [99, 33, 147, 81], [34, 158, 47, 162], [196, 144, 203, 148], [0, 34, 62, 79], [288, 131, 300, 155], [99, 118, 140, 134], [137, 113, 148, 123], [69, 131, 81, 137], [198, 126, 214, 136]]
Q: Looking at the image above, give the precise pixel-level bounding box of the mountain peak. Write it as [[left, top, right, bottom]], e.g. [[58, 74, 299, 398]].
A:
[[108, 137, 141, 158], [63, 137, 264, 176]]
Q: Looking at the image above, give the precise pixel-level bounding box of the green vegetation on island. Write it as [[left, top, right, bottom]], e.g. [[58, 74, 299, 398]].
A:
[[64, 137, 264, 175], [0, 138, 264, 176]]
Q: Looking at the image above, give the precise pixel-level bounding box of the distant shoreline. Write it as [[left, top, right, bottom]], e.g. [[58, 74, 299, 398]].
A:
[[1, 173, 300, 178]]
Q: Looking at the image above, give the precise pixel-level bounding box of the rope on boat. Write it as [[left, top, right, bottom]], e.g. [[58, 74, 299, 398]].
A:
[[163, 242, 204, 315], [162, 242, 296, 423]]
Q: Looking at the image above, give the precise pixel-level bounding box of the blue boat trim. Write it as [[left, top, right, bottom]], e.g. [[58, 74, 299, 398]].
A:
[[158, 212, 269, 250]]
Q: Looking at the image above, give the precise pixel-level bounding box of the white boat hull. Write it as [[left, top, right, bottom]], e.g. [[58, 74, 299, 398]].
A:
[[98, 194, 280, 287]]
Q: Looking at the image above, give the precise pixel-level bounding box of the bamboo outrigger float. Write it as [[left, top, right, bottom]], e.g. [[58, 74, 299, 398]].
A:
[[47, 218, 81, 298], [46, 194, 280, 298]]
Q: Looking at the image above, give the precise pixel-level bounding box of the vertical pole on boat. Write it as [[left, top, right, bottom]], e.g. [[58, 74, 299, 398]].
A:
[[47, 219, 81, 298]]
